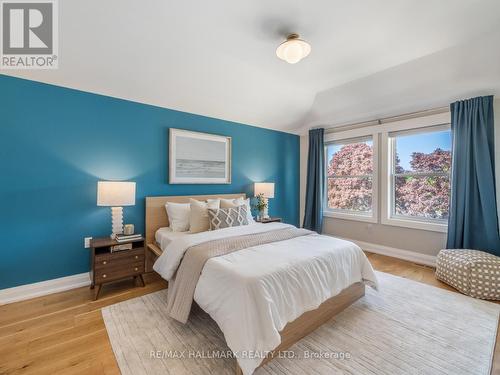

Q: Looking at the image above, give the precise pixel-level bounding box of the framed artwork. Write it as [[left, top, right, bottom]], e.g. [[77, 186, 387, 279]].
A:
[[169, 128, 232, 184]]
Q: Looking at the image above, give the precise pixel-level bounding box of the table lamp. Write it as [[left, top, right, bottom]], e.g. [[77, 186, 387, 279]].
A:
[[97, 181, 136, 238], [254, 182, 275, 219]]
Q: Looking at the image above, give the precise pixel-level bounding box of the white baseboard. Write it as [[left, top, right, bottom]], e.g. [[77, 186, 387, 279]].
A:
[[333, 236, 437, 267], [0, 272, 91, 305]]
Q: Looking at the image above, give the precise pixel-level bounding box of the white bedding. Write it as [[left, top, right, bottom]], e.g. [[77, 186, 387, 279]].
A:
[[154, 222, 278, 280], [153, 223, 378, 375], [155, 227, 189, 249]]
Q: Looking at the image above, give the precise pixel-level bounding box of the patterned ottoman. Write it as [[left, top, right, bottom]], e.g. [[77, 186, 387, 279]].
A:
[[436, 249, 500, 300]]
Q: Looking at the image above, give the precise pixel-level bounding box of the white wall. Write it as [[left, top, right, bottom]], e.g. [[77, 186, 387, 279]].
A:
[[300, 29, 500, 132], [300, 99, 500, 257]]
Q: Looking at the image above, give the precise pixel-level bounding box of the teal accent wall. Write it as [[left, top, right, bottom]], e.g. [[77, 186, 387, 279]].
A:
[[0, 75, 299, 289]]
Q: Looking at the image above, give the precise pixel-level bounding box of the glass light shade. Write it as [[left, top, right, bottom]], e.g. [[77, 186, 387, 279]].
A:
[[97, 181, 136, 206], [276, 35, 311, 64], [254, 182, 275, 198]]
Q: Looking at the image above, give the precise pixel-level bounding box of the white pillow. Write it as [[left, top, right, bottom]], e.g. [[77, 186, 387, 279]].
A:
[[240, 198, 256, 224], [189, 198, 220, 233], [220, 197, 254, 223], [220, 198, 240, 208], [165, 202, 191, 232]]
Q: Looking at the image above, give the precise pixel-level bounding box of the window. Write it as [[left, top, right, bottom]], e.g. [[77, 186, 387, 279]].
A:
[[324, 137, 377, 222], [386, 126, 451, 230], [322, 112, 451, 230]]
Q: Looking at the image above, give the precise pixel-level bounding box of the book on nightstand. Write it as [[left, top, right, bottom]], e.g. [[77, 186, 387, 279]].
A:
[[111, 243, 133, 252], [115, 234, 143, 242]]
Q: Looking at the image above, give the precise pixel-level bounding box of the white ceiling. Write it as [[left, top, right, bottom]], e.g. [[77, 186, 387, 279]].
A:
[[4, 0, 500, 134]]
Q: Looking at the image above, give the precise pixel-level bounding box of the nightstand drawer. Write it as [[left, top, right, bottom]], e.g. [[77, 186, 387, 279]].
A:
[[95, 261, 145, 283], [95, 247, 144, 262], [95, 251, 144, 269]]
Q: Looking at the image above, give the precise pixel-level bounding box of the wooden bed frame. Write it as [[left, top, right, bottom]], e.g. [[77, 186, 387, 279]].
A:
[[145, 194, 365, 374], [145, 193, 246, 271]]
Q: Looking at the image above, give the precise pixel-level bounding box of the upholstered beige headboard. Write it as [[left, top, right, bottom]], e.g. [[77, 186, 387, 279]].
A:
[[144, 193, 246, 271]]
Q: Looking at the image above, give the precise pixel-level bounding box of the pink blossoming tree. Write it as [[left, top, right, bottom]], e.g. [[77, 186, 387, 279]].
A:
[[328, 144, 451, 219], [328, 143, 373, 212], [394, 148, 451, 219]]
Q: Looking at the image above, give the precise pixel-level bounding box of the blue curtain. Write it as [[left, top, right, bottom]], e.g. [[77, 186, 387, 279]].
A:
[[303, 128, 324, 233], [446, 95, 500, 255]]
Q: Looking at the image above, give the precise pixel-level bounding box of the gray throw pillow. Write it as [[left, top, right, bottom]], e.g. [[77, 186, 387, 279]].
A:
[[208, 206, 249, 230]]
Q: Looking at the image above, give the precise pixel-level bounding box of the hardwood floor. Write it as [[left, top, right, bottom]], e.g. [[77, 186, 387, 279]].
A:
[[0, 274, 167, 375], [0, 253, 497, 375]]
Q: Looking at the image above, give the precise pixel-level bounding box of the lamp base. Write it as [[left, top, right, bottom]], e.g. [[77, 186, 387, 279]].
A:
[[262, 198, 269, 219], [110, 206, 124, 239]]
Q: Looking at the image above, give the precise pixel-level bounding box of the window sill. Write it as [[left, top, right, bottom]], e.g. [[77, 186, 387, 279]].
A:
[[323, 210, 377, 223], [381, 216, 447, 233]]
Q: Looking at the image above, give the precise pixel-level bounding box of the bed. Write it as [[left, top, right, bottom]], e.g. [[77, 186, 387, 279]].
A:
[[145, 194, 378, 375]]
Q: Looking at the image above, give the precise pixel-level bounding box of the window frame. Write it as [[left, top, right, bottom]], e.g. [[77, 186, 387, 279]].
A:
[[323, 111, 451, 231], [323, 133, 379, 223], [381, 124, 451, 233]]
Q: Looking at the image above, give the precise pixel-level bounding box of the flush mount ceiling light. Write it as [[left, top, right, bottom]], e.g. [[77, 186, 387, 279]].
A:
[[276, 33, 311, 64]]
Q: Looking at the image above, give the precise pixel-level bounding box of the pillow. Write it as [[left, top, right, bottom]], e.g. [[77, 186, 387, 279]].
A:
[[220, 198, 241, 208], [189, 198, 220, 233], [165, 202, 191, 232], [208, 205, 249, 230], [220, 197, 255, 223]]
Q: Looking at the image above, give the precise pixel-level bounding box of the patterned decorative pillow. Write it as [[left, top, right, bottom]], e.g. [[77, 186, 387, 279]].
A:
[[208, 206, 248, 230]]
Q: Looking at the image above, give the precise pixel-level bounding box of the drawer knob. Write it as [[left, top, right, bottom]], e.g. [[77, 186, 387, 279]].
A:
[[102, 261, 107, 265], [135, 255, 139, 259], [102, 274, 107, 278], [134, 267, 138, 271]]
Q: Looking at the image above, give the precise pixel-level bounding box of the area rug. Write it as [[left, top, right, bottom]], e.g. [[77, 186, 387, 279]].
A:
[[102, 272, 499, 374]]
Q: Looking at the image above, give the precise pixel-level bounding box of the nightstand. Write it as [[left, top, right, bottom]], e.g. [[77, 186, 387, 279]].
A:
[[256, 217, 282, 223], [89, 237, 146, 300]]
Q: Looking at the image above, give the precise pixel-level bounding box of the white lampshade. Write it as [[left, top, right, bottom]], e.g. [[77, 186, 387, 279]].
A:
[[276, 34, 311, 64], [97, 181, 136, 207], [254, 182, 275, 198]]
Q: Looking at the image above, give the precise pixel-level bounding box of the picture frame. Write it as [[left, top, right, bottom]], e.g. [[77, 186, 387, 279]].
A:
[[169, 128, 232, 184]]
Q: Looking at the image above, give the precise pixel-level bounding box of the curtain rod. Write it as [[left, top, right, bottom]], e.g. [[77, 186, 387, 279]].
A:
[[324, 106, 449, 134]]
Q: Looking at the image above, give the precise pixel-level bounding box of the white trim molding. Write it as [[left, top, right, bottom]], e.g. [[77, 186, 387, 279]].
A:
[[323, 210, 377, 223], [380, 215, 448, 233], [0, 272, 91, 305], [323, 111, 450, 141], [331, 236, 437, 267], [380, 116, 451, 233]]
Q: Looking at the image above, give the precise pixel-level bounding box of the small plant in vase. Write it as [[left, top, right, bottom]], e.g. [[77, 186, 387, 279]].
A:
[[254, 193, 268, 220]]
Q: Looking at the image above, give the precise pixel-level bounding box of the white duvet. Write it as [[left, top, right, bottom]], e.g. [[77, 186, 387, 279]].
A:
[[153, 223, 378, 375]]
